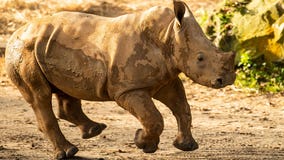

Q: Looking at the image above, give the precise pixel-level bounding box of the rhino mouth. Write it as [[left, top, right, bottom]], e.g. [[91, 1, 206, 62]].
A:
[[210, 73, 236, 89]]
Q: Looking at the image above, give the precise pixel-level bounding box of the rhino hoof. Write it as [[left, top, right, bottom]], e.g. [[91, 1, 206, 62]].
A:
[[142, 145, 158, 153], [55, 146, 78, 160], [82, 123, 107, 139], [55, 151, 66, 160], [134, 129, 159, 153], [173, 138, 199, 151], [66, 146, 79, 157]]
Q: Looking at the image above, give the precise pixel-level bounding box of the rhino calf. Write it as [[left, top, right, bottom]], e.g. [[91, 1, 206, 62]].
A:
[[5, 0, 235, 159]]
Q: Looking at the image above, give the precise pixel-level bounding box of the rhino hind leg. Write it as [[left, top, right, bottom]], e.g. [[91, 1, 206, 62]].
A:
[[116, 90, 164, 153], [55, 91, 107, 139], [5, 49, 78, 159], [154, 78, 199, 151]]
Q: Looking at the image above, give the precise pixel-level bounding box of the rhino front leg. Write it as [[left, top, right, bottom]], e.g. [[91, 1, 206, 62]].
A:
[[154, 78, 198, 151], [116, 90, 164, 153], [55, 92, 107, 139]]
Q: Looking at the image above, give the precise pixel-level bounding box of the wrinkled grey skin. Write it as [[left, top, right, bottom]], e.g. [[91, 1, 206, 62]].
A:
[[5, 0, 235, 159]]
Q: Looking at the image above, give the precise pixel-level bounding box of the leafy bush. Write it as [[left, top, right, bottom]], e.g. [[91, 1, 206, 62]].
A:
[[236, 51, 284, 92]]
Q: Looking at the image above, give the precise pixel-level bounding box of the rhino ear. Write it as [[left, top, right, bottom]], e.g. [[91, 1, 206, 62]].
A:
[[173, 0, 185, 26], [173, 0, 190, 26]]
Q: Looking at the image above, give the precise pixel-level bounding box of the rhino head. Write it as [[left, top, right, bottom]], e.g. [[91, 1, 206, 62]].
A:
[[171, 0, 236, 88]]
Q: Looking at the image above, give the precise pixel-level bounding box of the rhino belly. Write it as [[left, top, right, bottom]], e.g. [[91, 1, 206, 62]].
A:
[[35, 40, 109, 101]]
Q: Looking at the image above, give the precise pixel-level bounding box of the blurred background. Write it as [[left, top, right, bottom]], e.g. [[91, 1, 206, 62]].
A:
[[0, 1, 283, 160], [0, 0, 283, 92]]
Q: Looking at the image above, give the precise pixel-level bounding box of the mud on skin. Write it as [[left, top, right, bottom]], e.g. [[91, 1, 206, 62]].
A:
[[5, 0, 235, 159]]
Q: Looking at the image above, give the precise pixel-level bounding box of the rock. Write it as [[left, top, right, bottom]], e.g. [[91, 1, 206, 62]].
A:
[[232, 0, 284, 61], [205, 0, 284, 62]]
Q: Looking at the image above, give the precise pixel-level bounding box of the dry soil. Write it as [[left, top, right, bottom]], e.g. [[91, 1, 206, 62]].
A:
[[0, 0, 284, 160]]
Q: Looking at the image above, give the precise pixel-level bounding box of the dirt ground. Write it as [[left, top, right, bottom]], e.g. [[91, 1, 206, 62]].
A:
[[1, 0, 284, 160]]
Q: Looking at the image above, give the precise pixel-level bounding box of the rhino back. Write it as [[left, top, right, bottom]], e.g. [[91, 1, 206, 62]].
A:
[[13, 7, 175, 101], [33, 13, 110, 101]]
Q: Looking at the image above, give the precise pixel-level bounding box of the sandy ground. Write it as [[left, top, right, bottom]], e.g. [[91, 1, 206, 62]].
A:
[[1, 0, 284, 160], [1, 74, 284, 160]]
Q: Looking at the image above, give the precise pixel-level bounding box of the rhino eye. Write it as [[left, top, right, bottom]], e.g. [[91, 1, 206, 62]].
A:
[[197, 53, 204, 61]]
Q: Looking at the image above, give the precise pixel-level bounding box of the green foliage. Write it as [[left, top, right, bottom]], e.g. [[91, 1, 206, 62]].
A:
[[205, 0, 252, 52], [236, 51, 284, 92], [224, 0, 251, 15]]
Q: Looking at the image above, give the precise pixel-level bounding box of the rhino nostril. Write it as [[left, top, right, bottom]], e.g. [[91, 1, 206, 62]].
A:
[[211, 78, 224, 88], [216, 78, 223, 86]]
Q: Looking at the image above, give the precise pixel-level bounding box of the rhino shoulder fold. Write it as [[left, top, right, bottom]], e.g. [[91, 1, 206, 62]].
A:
[[139, 6, 174, 27]]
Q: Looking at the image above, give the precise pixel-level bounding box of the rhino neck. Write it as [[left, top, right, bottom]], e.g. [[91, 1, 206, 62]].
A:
[[140, 12, 177, 75], [137, 6, 175, 49], [159, 20, 175, 56], [158, 19, 180, 75]]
